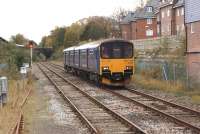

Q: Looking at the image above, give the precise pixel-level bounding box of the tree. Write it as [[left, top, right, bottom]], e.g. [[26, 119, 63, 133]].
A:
[[64, 23, 84, 47], [111, 8, 129, 37], [39, 16, 115, 60], [39, 27, 65, 49], [10, 34, 28, 45], [111, 8, 129, 23], [80, 17, 112, 41], [39, 36, 47, 47], [50, 27, 65, 49]]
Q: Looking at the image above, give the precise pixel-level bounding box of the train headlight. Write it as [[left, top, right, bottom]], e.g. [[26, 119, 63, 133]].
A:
[[102, 66, 109, 70], [126, 66, 133, 70]]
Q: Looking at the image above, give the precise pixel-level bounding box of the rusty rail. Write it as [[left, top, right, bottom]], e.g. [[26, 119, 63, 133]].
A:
[[9, 111, 24, 134], [9, 88, 31, 134], [20, 89, 31, 108]]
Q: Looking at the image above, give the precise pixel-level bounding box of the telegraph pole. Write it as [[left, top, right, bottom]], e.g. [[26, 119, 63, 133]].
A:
[[31, 46, 32, 68]]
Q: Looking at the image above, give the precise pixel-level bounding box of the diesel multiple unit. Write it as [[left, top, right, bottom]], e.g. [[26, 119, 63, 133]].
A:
[[63, 39, 134, 86]]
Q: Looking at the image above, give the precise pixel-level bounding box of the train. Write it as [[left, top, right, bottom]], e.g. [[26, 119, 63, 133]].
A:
[[63, 39, 134, 86]]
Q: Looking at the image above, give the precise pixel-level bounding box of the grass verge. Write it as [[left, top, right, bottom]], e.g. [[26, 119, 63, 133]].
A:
[[0, 74, 33, 134], [132, 74, 200, 104]]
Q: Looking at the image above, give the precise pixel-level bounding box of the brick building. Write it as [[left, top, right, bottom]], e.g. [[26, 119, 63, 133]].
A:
[[173, 0, 185, 35], [120, 12, 134, 40], [185, 0, 200, 83], [158, 0, 184, 36], [121, 0, 185, 40], [121, 0, 159, 40]]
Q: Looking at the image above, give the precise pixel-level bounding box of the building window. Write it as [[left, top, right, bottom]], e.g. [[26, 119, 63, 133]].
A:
[[147, 7, 153, 12], [168, 25, 170, 32], [162, 26, 165, 33], [157, 14, 160, 21], [191, 23, 194, 34], [177, 9, 180, 16], [162, 11, 165, 18], [157, 25, 160, 35], [167, 9, 170, 17], [146, 29, 153, 36], [123, 32, 127, 39], [182, 24, 184, 31], [147, 18, 152, 24], [181, 7, 184, 16], [177, 25, 179, 31]]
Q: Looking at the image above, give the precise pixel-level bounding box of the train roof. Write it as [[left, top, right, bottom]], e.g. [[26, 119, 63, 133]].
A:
[[63, 46, 77, 52], [63, 39, 132, 52], [63, 41, 100, 52], [75, 41, 100, 50]]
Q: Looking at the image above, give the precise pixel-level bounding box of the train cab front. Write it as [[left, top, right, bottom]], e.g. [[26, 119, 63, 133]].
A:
[[100, 40, 134, 86], [101, 63, 133, 86]]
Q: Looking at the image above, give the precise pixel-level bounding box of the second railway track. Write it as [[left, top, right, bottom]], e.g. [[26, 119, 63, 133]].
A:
[[47, 62, 200, 134], [38, 63, 146, 134]]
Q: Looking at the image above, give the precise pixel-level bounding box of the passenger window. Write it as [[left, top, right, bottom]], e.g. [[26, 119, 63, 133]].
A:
[[75, 51, 79, 55], [89, 50, 94, 55], [81, 50, 87, 55]]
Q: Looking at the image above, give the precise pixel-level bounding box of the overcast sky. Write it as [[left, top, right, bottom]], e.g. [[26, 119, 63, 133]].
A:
[[0, 0, 141, 43]]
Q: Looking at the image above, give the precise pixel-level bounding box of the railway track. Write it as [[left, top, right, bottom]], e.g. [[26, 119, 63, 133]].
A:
[[9, 112, 24, 134], [111, 88, 200, 129], [9, 87, 32, 134], [48, 62, 200, 133], [38, 63, 146, 134]]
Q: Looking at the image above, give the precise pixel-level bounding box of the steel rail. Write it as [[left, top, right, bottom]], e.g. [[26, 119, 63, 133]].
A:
[[40, 63, 147, 134], [20, 88, 31, 108], [49, 62, 200, 116], [15, 112, 23, 134], [52, 62, 200, 116], [100, 88, 200, 133], [9, 89, 31, 134], [37, 63, 99, 134], [9, 111, 23, 134], [49, 62, 200, 133], [126, 88, 200, 116]]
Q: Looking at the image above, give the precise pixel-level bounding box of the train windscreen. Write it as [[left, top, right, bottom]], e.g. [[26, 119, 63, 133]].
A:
[[101, 42, 133, 59]]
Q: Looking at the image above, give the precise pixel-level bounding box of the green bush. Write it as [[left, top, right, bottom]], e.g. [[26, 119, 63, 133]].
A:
[[0, 43, 30, 79]]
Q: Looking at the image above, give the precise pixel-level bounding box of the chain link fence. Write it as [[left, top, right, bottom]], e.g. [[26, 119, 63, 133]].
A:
[[135, 58, 187, 85]]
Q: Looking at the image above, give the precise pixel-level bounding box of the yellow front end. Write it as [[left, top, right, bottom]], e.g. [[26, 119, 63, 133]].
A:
[[100, 58, 134, 86]]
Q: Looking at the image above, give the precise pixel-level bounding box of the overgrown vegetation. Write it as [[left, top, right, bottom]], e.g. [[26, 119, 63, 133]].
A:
[[134, 35, 200, 104], [0, 74, 33, 134], [0, 36, 30, 79], [39, 16, 122, 60], [136, 35, 187, 58], [132, 74, 200, 104]]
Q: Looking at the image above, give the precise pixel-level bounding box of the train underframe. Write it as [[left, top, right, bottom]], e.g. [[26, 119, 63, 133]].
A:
[[64, 65, 132, 86]]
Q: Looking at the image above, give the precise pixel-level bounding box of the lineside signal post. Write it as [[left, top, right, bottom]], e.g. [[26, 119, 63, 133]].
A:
[[28, 41, 34, 68]]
